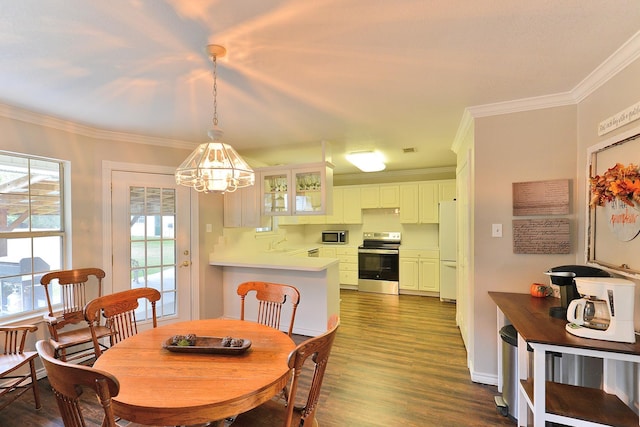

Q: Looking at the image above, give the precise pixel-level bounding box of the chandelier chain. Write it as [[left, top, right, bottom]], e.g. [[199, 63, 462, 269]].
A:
[[212, 53, 218, 127]]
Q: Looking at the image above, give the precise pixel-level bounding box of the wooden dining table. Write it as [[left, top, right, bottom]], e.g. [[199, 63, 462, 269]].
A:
[[92, 318, 296, 426]]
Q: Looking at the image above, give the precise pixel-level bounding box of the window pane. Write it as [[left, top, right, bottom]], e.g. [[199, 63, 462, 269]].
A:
[[0, 155, 30, 230], [31, 158, 61, 231], [0, 153, 65, 319]]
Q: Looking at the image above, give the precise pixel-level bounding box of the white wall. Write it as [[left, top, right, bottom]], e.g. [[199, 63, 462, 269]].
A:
[[575, 57, 640, 408], [466, 55, 640, 389], [0, 109, 224, 321], [470, 105, 579, 382]]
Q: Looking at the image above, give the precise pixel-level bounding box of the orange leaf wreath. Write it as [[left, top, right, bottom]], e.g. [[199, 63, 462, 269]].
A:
[[590, 163, 640, 207]]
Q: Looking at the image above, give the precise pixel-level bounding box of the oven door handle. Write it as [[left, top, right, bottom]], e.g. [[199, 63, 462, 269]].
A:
[[358, 249, 399, 255]]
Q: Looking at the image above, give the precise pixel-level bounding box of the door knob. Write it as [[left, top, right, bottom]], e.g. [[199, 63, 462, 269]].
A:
[[180, 260, 191, 268]]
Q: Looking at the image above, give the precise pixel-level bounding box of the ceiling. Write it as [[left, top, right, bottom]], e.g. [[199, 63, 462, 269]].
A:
[[2, 1, 640, 176]]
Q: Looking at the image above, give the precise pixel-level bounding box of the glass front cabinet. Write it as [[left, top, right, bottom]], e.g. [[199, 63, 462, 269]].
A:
[[261, 163, 333, 216]]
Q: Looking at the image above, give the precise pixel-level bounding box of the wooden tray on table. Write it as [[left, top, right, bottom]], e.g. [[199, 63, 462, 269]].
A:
[[163, 336, 252, 354]]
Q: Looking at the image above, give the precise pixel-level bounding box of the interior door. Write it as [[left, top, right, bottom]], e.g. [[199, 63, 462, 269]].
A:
[[111, 171, 192, 327]]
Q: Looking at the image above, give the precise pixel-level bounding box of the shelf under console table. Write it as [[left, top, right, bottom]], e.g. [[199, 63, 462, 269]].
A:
[[489, 292, 640, 427]]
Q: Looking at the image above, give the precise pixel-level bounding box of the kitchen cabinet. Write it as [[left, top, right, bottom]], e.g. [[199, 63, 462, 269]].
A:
[[223, 177, 263, 228], [261, 169, 291, 216], [399, 249, 439, 293], [283, 185, 362, 225], [261, 163, 333, 216], [360, 184, 399, 208], [324, 186, 362, 224], [399, 180, 455, 224], [398, 182, 437, 224], [336, 247, 358, 287], [325, 187, 344, 224], [399, 183, 419, 223], [319, 246, 337, 258], [439, 180, 456, 201], [342, 187, 362, 223], [419, 182, 439, 223]]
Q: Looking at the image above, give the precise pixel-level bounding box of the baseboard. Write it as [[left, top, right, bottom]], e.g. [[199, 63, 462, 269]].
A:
[[470, 369, 499, 386]]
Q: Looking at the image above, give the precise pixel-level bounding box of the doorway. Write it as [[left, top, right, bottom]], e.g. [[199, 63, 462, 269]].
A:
[[103, 163, 197, 327]]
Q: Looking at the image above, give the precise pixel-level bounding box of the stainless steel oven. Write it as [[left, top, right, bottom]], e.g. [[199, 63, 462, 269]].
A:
[[358, 232, 400, 295]]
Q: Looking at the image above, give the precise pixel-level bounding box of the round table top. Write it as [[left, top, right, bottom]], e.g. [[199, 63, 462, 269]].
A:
[[93, 318, 295, 425]]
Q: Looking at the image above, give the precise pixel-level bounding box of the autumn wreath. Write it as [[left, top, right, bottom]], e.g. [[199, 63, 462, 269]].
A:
[[590, 162, 640, 207]]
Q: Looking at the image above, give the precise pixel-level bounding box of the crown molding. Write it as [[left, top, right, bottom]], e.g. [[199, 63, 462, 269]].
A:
[[451, 109, 473, 154], [0, 102, 197, 150], [454, 30, 640, 139], [572, 30, 640, 102]]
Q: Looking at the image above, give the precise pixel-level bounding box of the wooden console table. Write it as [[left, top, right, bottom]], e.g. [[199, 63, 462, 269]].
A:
[[489, 292, 640, 427]]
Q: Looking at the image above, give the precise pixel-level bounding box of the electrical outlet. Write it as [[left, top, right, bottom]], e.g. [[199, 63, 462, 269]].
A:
[[492, 223, 502, 238]]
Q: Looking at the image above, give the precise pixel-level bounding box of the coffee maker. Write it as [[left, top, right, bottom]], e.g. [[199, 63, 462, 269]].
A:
[[545, 265, 611, 319], [566, 277, 636, 343]]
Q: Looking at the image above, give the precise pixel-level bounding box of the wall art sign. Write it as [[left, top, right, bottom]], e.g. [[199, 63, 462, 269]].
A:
[[587, 129, 640, 276], [598, 100, 640, 136], [604, 198, 640, 241], [513, 219, 570, 254], [512, 179, 570, 216]]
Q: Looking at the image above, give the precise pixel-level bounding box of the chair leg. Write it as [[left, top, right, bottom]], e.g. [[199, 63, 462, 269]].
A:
[[29, 359, 41, 409]]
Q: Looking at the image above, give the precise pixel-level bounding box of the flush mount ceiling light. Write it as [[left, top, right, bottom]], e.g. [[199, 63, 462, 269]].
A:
[[175, 44, 255, 193], [346, 151, 386, 172]]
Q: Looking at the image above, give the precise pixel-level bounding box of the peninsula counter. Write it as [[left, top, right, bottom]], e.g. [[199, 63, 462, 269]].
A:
[[210, 253, 340, 336]]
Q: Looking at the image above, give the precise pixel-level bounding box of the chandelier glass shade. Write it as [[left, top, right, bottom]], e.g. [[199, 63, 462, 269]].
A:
[[175, 128, 255, 193], [175, 44, 255, 193]]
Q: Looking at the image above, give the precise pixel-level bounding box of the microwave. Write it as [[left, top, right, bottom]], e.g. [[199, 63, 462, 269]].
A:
[[322, 230, 348, 244]]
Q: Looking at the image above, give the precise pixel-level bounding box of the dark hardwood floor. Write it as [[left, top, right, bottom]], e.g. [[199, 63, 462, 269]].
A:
[[1, 290, 515, 426]]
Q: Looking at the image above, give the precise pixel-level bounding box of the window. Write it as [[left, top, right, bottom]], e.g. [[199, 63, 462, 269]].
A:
[[0, 153, 65, 319]]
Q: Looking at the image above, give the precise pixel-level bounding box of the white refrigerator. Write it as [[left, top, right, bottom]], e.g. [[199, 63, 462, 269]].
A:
[[439, 201, 457, 301]]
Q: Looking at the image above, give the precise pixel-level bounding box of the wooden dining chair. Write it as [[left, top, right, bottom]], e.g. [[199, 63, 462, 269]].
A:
[[237, 281, 301, 336], [40, 267, 112, 362], [0, 325, 41, 411], [36, 339, 119, 427], [231, 315, 340, 427], [84, 287, 161, 358]]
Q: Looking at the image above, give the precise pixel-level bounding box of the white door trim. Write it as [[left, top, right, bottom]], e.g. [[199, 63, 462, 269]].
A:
[[101, 160, 200, 321]]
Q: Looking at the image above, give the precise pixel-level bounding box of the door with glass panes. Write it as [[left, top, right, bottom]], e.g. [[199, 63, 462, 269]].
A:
[[111, 171, 192, 327]]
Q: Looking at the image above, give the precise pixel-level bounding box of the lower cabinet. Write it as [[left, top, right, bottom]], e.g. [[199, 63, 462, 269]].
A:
[[399, 249, 439, 293], [337, 247, 358, 287], [319, 246, 357, 287], [319, 247, 337, 258]]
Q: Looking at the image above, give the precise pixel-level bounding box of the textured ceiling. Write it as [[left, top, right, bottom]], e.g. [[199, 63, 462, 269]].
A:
[[1, 1, 639, 175]]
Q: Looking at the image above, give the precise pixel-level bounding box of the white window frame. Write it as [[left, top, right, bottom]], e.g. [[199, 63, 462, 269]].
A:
[[0, 151, 70, 323]]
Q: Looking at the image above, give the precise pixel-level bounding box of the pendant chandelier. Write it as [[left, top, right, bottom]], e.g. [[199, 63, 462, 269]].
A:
[[175, 45, 255, 193]]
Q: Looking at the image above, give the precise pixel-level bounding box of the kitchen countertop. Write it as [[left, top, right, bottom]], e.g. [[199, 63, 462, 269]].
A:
[[209, 251, 338, 272]]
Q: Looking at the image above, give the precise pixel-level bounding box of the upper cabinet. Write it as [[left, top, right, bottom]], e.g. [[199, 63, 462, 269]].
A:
[[261, 162, 333, 216], [293, 165, 333, 215], [326, 186, 361, 224], [261, 169, 291, 215], [223, 172, 264, 228], [399, 184, 419, 223], [439, 181, 456, 201], [342, 187, 362, 224], [360, 184, 399, 208], [419, 182, 439, 223], [399, 179, 455, 224]]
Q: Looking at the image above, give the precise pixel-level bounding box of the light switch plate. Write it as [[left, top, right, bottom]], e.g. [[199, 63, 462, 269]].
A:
[[492, 223, 502, 237]]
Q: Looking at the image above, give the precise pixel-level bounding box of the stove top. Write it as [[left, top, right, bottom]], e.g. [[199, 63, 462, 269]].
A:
[[360, 231, 401, 249]]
